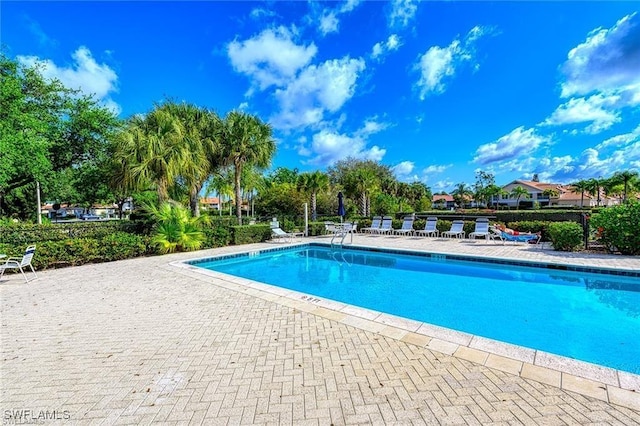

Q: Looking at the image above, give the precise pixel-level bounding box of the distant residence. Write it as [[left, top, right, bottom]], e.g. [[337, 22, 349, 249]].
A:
[[200, 197, 222, 211], [497, 180, 620, 208], [41, 201, 133, 220], [432, 194, 455, 209]]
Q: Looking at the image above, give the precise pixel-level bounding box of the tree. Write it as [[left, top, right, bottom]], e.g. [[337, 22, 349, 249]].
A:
[[220, 111, 276, 225], [611, 170, 639, 203], [571, 180, 590, 208], [451, 183, 472, 208], [1, 54, 120, 219], [587, 178, 602, 207], [297, 171, 329, 220], [473, 171, 496, 208], [205, 169, 234, 216], [510, 186, 530, 210]]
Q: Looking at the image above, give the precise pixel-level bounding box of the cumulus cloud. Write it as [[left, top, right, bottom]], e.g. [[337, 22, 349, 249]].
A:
[[473, 127, 549, 165], [542, 93, 621, 134], [227, 26, 317, 90], [391, 161, 415, 177], [414, 26, 492, 99], [389, 0, 418, 29], [423, 164, 451, 174], [18, 46, 119, 114], [299, 120, 386, 167], [319, 12, 339, 35], [271, 57, 366, 129], [371, 34, 402, 60], [596, 124, 640, 149], [314, 0, 361, 36], [560, 12, 640, 101]]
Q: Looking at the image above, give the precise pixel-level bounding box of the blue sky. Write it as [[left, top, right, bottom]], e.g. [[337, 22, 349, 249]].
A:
[[3, 1, 640, 192]]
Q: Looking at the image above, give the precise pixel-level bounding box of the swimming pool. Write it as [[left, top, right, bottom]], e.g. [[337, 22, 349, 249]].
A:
[[189, 244, 640, 374]]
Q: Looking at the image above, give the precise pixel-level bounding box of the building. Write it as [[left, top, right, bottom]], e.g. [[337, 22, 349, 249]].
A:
[[497, 180, 619, 208], [432, 194, 456, 209]]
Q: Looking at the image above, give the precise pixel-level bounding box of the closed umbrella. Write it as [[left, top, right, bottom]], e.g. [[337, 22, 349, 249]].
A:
[[337, 192, 346, 222]]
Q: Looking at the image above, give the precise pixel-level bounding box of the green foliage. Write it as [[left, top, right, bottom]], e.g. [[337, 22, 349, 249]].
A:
[[202, 225, 232, 248], [148, 202, 205, 253], [547, 222, 583, 251], [232, 225, 272, 245], [590, 201, 640, 255], [96, 232, 149, 261], [0, 221, 145, 245], [255, 182, 306, 218]]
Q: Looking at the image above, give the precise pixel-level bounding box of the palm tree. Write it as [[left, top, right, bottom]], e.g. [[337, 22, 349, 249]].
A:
[[611, 170, 639, 203], [571, 180, 590, 208], [297, 171, 329, 220], [510, 186, 530, 210], [451, 183, 472, 208], [113, 108, 187, 204], [159, 101, 222, 216], [541, 188, 559, 207], [587, 178, 602, 207], [205, 169, 234, 216], [220, 111, 276, 225]]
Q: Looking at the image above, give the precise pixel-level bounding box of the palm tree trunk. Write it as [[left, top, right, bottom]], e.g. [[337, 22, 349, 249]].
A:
[[234, 162, 243, 225], [360, 192, 366, 216], [311, 192, 317, 221], [190, 183, 202, 217]]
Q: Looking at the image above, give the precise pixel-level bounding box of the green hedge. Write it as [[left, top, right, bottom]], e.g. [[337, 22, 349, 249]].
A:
[[0, 232, 149, 270], [547, 222, 583, 251], [590, 201, 640, 255], [231, 225, 272, 245], [0, 221, 147, 245]]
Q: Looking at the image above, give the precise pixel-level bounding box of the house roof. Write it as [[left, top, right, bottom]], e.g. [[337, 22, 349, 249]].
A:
[[433, 194, 454, 202]]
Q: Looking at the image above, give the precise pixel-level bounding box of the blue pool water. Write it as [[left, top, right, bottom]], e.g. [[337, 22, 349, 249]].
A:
[[191, 245, 640, 374]]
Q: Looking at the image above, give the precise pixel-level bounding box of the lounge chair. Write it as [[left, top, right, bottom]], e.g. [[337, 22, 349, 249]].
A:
[[468, 218, 492, 240], [416, 217, 439, 237], [394, 216, 415, 236], [374, 216, 393, 234], [442, 220, 465, 238], [361, 216, 381, 234], [490, 226, 541, 245], [0, 245, 37, 282], [270, 220, 301, 243]]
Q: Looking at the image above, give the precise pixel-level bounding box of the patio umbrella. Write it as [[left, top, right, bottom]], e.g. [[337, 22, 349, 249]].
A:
[[337, 192, 346, 222]]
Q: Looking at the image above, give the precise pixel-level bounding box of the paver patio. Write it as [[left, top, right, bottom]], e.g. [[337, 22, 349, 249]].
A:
[[1, 235, 639, 425]]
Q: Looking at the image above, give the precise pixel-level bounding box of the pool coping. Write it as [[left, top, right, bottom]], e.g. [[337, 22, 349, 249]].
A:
[[170, 242, 640, 413]]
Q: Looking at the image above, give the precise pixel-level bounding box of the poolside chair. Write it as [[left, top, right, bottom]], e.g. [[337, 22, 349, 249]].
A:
[[468, 218, 492, 240], [394, 216, 415, 236], [490, 226, 541, 246], [270, 220, 301, 243], [416, 217, 439, 237], [361, 216, 381, 234], [442, 220, 465, 238], [0, 245, 37, 282], [374, 216, 394, 235]]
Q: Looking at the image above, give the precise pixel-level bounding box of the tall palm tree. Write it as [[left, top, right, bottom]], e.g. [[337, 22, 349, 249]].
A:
[[611, 170, 639, 203], [587, 178, 602, 207], [205, 169, 234, 216], [571, 179, 590, 208], [510, 186, 530, 210], [297, 171, 329, 220], [113, 108, 187, 204], [159, 101, 222, 217], [451, 183, 472, 208], [220, 111, 276, 224]]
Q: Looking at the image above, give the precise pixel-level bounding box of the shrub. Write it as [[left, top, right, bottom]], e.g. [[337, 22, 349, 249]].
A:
[[232, 225, 272, 245], [202, 225, 232, 248], [590, 201, 640, 255], [547, 222, 583, 251], [99, 232, 148, 261], [148, 202, 205, 254]]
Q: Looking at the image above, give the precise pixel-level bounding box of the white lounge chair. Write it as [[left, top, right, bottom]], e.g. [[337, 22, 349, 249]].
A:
[[394, 216, 415, 236], [442, 220, 465, 238], [468, 218, 492, 240], [361, 216, 381, 234], [416, 217, 439, 237], [0, 245, 37, 282], [490, 226, 541, 246], [270, 220, 301, 243], [374, 216, 394, 234]]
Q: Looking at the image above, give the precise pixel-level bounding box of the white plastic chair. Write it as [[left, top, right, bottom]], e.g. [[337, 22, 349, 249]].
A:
[[0, 245, 37, 282], [416, 217, 439, 237]]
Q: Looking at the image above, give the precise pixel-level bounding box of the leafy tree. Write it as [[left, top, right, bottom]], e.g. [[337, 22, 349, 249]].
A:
[[266, 167, 299, 186], [297, 171, 329, 220], [219, 111, 276, 224], [587, 178, 602, 207], [205, 168, 234, 216], [254, 182, 306, 219], [0, 54, 120, 219], [473, 171, 496, 207], [591, 201, 640, 255], [510, 185, 530, 210]]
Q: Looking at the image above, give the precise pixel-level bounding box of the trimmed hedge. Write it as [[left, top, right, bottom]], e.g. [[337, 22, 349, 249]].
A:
[[0, 221, 147, 245], [231, 225, 272, 245], [547, 222, 583, 251], [590, 201, 640, 255]]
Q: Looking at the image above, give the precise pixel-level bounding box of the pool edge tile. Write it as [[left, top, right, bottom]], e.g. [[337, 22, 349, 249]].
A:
[[561, 373, 609, 402], [520, 363, 561, 388], [606, 385, 640, 412]]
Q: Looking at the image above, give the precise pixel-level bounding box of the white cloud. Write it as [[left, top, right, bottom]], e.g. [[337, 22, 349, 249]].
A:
[[249, 8, 277, 20], [371, 34, 402, 60], [391, 161, 414, 177], [300, 120, 387, 167], [272, 57, 366, 129], [560, 12, 640, 102], [423, 164, 451, 174], [473, 127, 548, 165], [319, 12, 339, 35], [227, 26, 317, 90], [414, 26, 491, 99], [389, 0, 418, 28], [596, 124, 640, 149], [18, 46, 119, 114], [542, 94, 621, 134]]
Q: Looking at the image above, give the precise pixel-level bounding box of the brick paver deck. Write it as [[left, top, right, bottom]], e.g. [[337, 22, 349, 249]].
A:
[[1, 235, 639, 425]]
